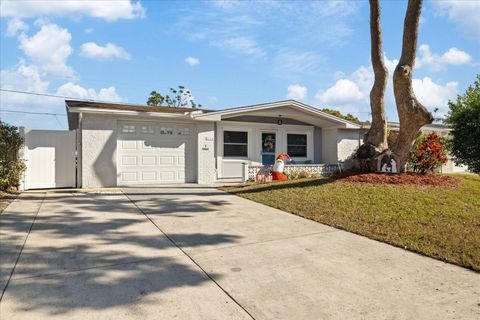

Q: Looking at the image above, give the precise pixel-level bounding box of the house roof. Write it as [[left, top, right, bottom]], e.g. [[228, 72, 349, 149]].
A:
[[66, 100, 210, 129], [363, 121, 451, 132], [192, 100, 362, 129], [65, 100, 207, 114], [65, 99, 361, 130]]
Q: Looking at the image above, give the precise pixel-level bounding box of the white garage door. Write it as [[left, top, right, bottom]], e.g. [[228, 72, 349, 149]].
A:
[[117, 121, 195, 185]]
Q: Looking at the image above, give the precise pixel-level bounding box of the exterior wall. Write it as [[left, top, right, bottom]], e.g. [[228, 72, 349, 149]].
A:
[[197, 122, 216, 184], [321, 127, 338, 164], [337, 129, 361, 168], [81, 113, 118, 188], [223, 115, 310, 125], [216, 121, 315, 179], [314, 127, 322, 163], [81, 113, 203, 187], [76, 113, 82, 188]]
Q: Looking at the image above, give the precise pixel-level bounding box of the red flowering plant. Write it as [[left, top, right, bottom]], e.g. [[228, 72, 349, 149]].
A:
[[407, 132, 449, 174]]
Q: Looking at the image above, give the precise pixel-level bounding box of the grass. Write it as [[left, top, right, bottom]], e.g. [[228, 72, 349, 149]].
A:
[[221, 174, 480, 272], [0, 190, 19, 213]]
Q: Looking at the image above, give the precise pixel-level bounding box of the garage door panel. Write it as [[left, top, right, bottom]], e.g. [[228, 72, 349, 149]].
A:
[[159, 156, 175, 165], [141, 171, 157, 181], [159, 171, 176, 181], [121, 172, 138, 182], [120, 140, 137, 150], [117, 121, 195, 185], [121, 156, 137, 166], [178, 171, 185, 180], [141, 156, 156, 166]]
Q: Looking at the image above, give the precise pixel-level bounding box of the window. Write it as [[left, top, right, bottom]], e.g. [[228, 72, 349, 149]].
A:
[[160, 127, 173, 135], [287, 134, 307, 157], [178, 127, 190, 136], [121, 124, 136, 133], [140, 125, 154, 134], [224, 131, 248, 157]]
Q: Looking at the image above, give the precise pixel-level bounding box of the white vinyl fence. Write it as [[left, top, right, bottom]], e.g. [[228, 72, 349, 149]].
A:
[[21, 128, 76, 190]]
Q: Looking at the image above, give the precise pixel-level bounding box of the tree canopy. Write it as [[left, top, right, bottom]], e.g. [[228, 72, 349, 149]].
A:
[[444, 75, 480, 173], [147, 86, 202, 108], [320, 108, 363, 124]]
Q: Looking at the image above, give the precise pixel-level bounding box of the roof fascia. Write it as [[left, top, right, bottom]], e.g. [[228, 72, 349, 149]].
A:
[[192, 100, 361, 128], [67, 107, 192, 119]]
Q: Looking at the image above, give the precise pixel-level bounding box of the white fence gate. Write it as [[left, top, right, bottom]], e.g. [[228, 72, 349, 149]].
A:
[[21, 128, 76, 190]]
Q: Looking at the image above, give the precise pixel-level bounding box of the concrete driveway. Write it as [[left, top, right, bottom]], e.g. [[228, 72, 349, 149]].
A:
[[0, 187, 478, 319]]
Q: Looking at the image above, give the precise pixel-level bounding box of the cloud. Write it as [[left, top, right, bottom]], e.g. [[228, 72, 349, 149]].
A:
[[0, 60, 50, 103], [6, 18, 28, 36], [18, 23, 74, 76], [273, 50, 325, 77], [314, 54, 458, 118], [287, 84, 307, 101], [80, 42, 131, 60], [433, 0, 480, 37], [439, 48, 472, 65], [56, 82, 122, 102], [311, 0, 361, 17], [185, 56, 200, 66], [175, 0, 361, 66], [213, 36, 266, 58], [412, 77, 458, 114], [416, 44, 471, 71], [0, 0, 145, 22], [0, 60, 124, 131], [315, 79, 364, 105]]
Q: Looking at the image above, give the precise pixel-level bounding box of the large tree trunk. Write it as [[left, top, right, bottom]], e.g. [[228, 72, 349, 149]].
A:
[[364, 0, 388, 151], [392, 0, 433, 171]]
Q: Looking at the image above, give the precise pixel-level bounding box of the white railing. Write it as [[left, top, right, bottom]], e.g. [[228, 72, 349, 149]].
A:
[[245, 163, 339, 181]]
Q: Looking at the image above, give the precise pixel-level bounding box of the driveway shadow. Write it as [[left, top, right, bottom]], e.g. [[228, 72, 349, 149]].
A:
[[0, 192, 241, 315]]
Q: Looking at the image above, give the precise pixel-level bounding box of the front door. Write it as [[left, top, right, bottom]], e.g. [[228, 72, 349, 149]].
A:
[[261, 132, 276, 165]]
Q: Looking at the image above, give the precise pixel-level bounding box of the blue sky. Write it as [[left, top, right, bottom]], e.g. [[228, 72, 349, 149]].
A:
[[1, 0, 479, 130]]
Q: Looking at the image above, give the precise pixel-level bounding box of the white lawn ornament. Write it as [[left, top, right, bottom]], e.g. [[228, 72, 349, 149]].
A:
[[391, 159, 397, 173], [378, 150, 398, 173]]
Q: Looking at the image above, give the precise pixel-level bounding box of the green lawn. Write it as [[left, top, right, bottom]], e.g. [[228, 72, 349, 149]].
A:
[[221, 174, 480, 271]]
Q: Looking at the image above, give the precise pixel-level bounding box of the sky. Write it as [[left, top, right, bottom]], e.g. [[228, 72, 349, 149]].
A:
[[0, 0, 479, 130]]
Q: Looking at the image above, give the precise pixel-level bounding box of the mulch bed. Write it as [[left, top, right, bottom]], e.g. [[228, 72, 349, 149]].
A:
[[336, 172, 459, 187]]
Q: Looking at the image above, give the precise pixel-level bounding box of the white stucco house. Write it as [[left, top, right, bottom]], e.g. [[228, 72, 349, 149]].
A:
[[66, 99, 364, 188], [64, 99, 465, 189]]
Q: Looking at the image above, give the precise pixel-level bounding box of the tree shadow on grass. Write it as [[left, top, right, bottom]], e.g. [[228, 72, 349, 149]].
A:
[[226, 177, 336, 195], [0, 191, 240, 315]]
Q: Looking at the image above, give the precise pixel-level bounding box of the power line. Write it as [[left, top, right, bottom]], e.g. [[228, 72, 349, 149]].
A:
[[0, 88, 98, 102], [0, 109, 67, 116]]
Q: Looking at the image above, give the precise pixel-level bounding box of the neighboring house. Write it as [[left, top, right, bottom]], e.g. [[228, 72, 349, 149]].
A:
[[65, 99, 466, 188], [66, 100, 362, 188]]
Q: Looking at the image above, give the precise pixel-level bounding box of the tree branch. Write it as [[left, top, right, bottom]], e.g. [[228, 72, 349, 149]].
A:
[[392, 0, 433, 170], [364, 0, 388, 151]]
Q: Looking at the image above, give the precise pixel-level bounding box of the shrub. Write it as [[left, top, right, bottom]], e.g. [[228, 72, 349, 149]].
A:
[[0, 121, 26, 190], [444, 75, 480, 173], [408, 132, 448, 174], [286, 170, 322, 180], [296, 170, 310, 179]]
